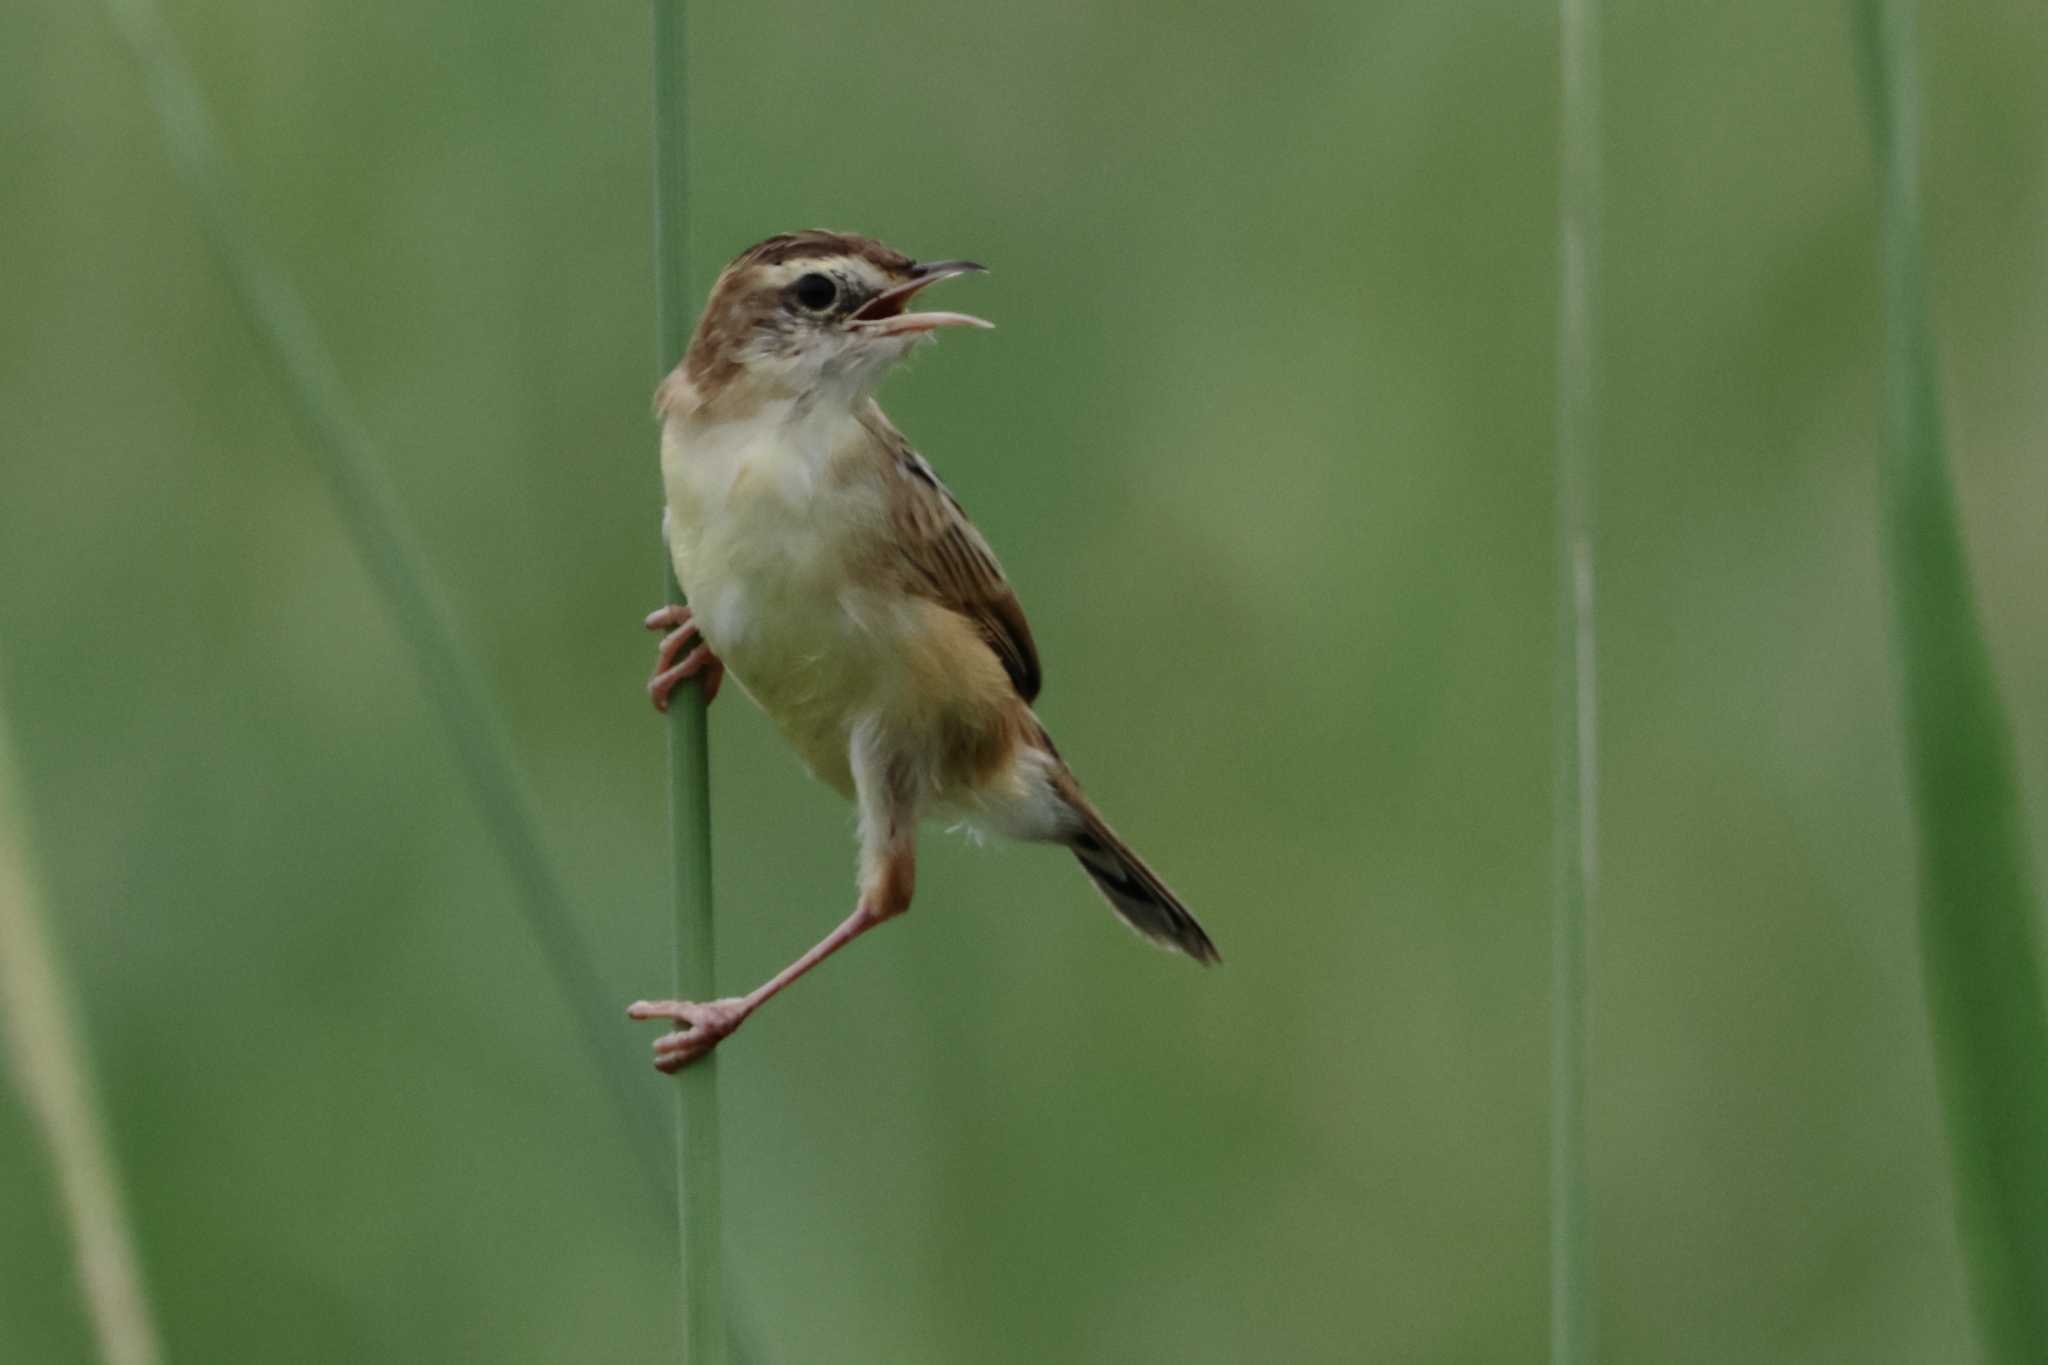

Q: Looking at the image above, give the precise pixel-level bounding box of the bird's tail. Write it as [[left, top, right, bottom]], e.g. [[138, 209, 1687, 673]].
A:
[[1061, 790, 1220, 965]]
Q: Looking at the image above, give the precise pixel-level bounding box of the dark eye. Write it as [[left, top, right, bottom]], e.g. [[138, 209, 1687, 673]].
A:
[[793, 273, 838, 311]]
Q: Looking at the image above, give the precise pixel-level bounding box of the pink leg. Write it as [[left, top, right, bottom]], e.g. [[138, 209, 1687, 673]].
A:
[[645, 603, 724, 711], [628, 846, 914, 1072], [618, 720, 917, 1072], [632, 729, 918, 1072]]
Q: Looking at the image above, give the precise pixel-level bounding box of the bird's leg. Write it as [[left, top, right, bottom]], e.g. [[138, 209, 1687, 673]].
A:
[[644, 603, 724, 711], [628, 724, 918, 1072], [627, 847, 915, 1072]]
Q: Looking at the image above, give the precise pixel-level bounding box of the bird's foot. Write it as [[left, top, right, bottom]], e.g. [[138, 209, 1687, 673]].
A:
[[644, 603, 724, 711], [627, 996, 749, 1072]]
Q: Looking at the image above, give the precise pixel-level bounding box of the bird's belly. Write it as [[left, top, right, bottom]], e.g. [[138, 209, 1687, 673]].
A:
[[680, 512, 914, 796], [689, 557, 1020, 804], [664, 425, 1020, 803]]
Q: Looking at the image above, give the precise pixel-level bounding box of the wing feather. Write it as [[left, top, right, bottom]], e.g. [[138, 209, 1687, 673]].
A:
[[859, 404, 1043, 703]]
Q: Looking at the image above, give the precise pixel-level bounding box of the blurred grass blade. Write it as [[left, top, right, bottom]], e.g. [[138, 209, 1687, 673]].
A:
[[652, 4, 727, 1363], [98, 0, 668, 1199], [1851, 2, 2048, 1357], [1552, 0, 1599, 1361], [0, 654, 167, 1365]]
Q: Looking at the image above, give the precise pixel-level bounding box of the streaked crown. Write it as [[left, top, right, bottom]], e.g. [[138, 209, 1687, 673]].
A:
[[677, 229, 988, 403]]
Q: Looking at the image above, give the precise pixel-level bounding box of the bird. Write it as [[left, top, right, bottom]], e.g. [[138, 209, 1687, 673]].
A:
[[628, 229, 1217, 1072]]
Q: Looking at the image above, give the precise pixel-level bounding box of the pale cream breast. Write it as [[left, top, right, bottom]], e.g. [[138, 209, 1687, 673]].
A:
[[662, 403, 910, 793], [660, 393, 1030, 808]]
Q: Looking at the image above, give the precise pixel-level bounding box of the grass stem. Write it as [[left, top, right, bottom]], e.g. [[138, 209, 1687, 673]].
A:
[[1553, 0, 1600, 1360], [0, 651, 167, 1365], [99, 0, 668, 1200], [651, 4, 726, 1362], [1851, 4, 2048, 1357]]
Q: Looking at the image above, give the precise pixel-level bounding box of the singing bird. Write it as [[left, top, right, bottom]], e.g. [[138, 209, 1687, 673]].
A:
[[628, 230, 1217, 1071]]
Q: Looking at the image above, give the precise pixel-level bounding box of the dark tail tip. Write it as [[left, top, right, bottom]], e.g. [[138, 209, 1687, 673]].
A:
[[1069, 819, 1221, 966]]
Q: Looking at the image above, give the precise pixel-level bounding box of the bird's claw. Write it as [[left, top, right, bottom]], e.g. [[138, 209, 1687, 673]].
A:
[[627, 997, 749, 1073], [644, 603, 724, 710]]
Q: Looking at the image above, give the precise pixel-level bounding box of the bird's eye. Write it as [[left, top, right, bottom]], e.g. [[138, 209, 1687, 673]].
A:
[[793, 273, 838, 311]]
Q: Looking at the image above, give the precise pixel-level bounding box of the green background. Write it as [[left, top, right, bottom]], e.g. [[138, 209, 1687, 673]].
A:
[[4, 2, 2046, 1361]]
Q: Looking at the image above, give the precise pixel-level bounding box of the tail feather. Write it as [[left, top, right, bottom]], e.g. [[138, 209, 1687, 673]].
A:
[[1066, 805, 1220, 965]]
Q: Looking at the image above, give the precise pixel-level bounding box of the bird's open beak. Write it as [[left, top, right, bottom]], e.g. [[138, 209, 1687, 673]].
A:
[[851, 260, 992, 335]]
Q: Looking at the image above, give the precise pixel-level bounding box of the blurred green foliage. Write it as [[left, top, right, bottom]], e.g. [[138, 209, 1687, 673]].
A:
[[3, 2, 2046, 1361], [1853, 2, 2048, 1355]]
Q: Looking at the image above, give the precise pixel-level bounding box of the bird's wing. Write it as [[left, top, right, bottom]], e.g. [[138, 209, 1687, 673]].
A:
[[860, 404, 1043, 703]]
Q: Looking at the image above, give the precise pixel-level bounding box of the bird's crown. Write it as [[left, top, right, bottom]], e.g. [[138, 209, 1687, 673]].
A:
[[673, 229, 989, 410]]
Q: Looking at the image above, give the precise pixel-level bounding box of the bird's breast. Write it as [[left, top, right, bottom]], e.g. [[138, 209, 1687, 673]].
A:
[[661, 410, 902, 784]]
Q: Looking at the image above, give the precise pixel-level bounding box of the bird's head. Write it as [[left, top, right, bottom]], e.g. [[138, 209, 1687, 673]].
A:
[[679, 230, 989, 409]]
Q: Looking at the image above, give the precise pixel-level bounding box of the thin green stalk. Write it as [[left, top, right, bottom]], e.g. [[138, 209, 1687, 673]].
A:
[[651, 5, 725, 1363], [1552, 0, 1599, 1361], [1851, 4, 2048, 1358], [99, 0, 667, 1199], [0, 651, 166, 1365]]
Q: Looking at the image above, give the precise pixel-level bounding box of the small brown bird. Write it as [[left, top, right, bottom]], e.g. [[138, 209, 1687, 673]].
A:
[[629, 230, 1217, 1072]]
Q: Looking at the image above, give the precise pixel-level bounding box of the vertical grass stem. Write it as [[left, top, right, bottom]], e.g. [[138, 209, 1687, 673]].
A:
[[1851, 4, 2048, 1358], [1553, 0, 1600, 1360], [651, 4, 726, 1362]]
